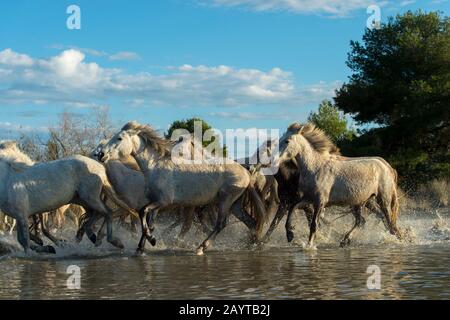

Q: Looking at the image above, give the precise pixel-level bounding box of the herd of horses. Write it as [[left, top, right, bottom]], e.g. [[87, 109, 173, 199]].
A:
[[0, 121, 403, 255]]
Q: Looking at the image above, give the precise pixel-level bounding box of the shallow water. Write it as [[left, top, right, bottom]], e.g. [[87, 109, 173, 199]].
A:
[[1, 210, 450, 299]]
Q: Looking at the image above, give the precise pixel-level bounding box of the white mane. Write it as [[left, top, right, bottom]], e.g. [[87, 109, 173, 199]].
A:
[[0, 140, 35, 171]]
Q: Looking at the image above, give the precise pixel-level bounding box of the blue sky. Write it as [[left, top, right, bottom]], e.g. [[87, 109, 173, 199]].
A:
[[0, 0, 448, 142]]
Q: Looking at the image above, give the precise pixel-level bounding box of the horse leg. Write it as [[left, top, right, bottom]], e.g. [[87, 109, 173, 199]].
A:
[[304, 205, 314, 227], [197, 210, 214, 235], [77, 210, 100, 244], [16, 217, 31, 254], [377, 194, 402, 240], [179, 207, 195, 239], [196, 188, 242, 255], [17, 216, 55, 254], [94, 219, 107, 247], [84, 197, 123, 249], [136, 203, 159, 254], [308, 202, 325, 248], [285, 200, 310, 243], [103, 210, 124, 249], [39, 213, 65, 246], [262, 203, 286, 243], [285, 203, 299, 243], [145, 208, 157, 246], [340, 206, 365, 247], [266, 180, 280, 217], [29, 215, 44, 246], [231, 196, 256, 231], [196, 207, 227, 256]]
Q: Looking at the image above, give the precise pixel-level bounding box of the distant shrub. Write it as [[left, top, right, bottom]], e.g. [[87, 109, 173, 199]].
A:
[[426, 179, 450, 207]]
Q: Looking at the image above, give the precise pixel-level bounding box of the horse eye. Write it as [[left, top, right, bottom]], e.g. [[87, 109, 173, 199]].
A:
[[117, 137, 122, 141]]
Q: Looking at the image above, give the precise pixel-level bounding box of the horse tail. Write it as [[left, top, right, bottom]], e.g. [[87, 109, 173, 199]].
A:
[[54, 205, 68, 228], [385, 166, 401, 239], [246, 184, 268, 240], [101, 179, 139, 220], [77, 211, 89, 234], [392, 167, 398, 185], [68, 205, 85, 228], [379, 158, 401, 238], [391, 191, 399, 223]]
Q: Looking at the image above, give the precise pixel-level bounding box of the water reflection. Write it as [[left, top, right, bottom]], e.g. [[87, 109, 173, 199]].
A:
[[1, 245, 449, 299]]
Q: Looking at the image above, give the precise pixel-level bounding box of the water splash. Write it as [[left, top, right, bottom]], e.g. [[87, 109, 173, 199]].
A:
[[1, 208, 449, 259]]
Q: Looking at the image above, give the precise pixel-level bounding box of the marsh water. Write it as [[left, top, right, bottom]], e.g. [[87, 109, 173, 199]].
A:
[[1, 210, 450, 299]]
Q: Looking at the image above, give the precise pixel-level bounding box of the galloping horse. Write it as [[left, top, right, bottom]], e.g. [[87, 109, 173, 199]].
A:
[[274, 123, 402, 248], [87, 135, 216, 244], [99, 121, 268, 255], [0, 141, 133, 253]]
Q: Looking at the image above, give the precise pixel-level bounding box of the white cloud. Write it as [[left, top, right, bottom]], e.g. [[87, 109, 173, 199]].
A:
[[49, 44, 140, 61], [400, 0, 415, 6], [109, 51, 141, 61], [210, 111, 292, 120], [0, 48, 339, 109], [0, 49, 34, 66], [203, 0, 388, 17], [49, 44, 107, 57]]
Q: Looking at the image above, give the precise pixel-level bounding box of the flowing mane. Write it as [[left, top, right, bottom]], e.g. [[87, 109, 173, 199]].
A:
[[287, 122, 340, 155], [122, 121, 174, 157], [0, 140, 34, 171]]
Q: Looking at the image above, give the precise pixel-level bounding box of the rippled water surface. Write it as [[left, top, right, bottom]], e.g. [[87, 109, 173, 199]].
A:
[[1, 211, 450, 299]]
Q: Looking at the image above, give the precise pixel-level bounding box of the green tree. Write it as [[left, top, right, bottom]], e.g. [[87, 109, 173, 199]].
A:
[[165, 117, 226, 156], [308, 99, 355, 142], [334, 10, 450, 182]]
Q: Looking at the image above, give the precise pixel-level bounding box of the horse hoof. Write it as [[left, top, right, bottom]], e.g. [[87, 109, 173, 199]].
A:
[[88, 234, 97, 244], [145, 234, 156, 246], [75, 229, 85, 243], [95, 239, 102, 247], [195, 248, 204, 256], [136, 248, 145, 256], [286, 230, 295, 243], [340, 239, 350, 247], [46, 245, 56, 254]]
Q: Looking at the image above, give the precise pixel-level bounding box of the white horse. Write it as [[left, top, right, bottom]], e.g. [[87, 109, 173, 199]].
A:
[[274, 123, 402, 248], [0, 141, 133, 253], [88, 135, 218, 244], [259, 132, 399, 245], [99, 121, 267, 255]]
